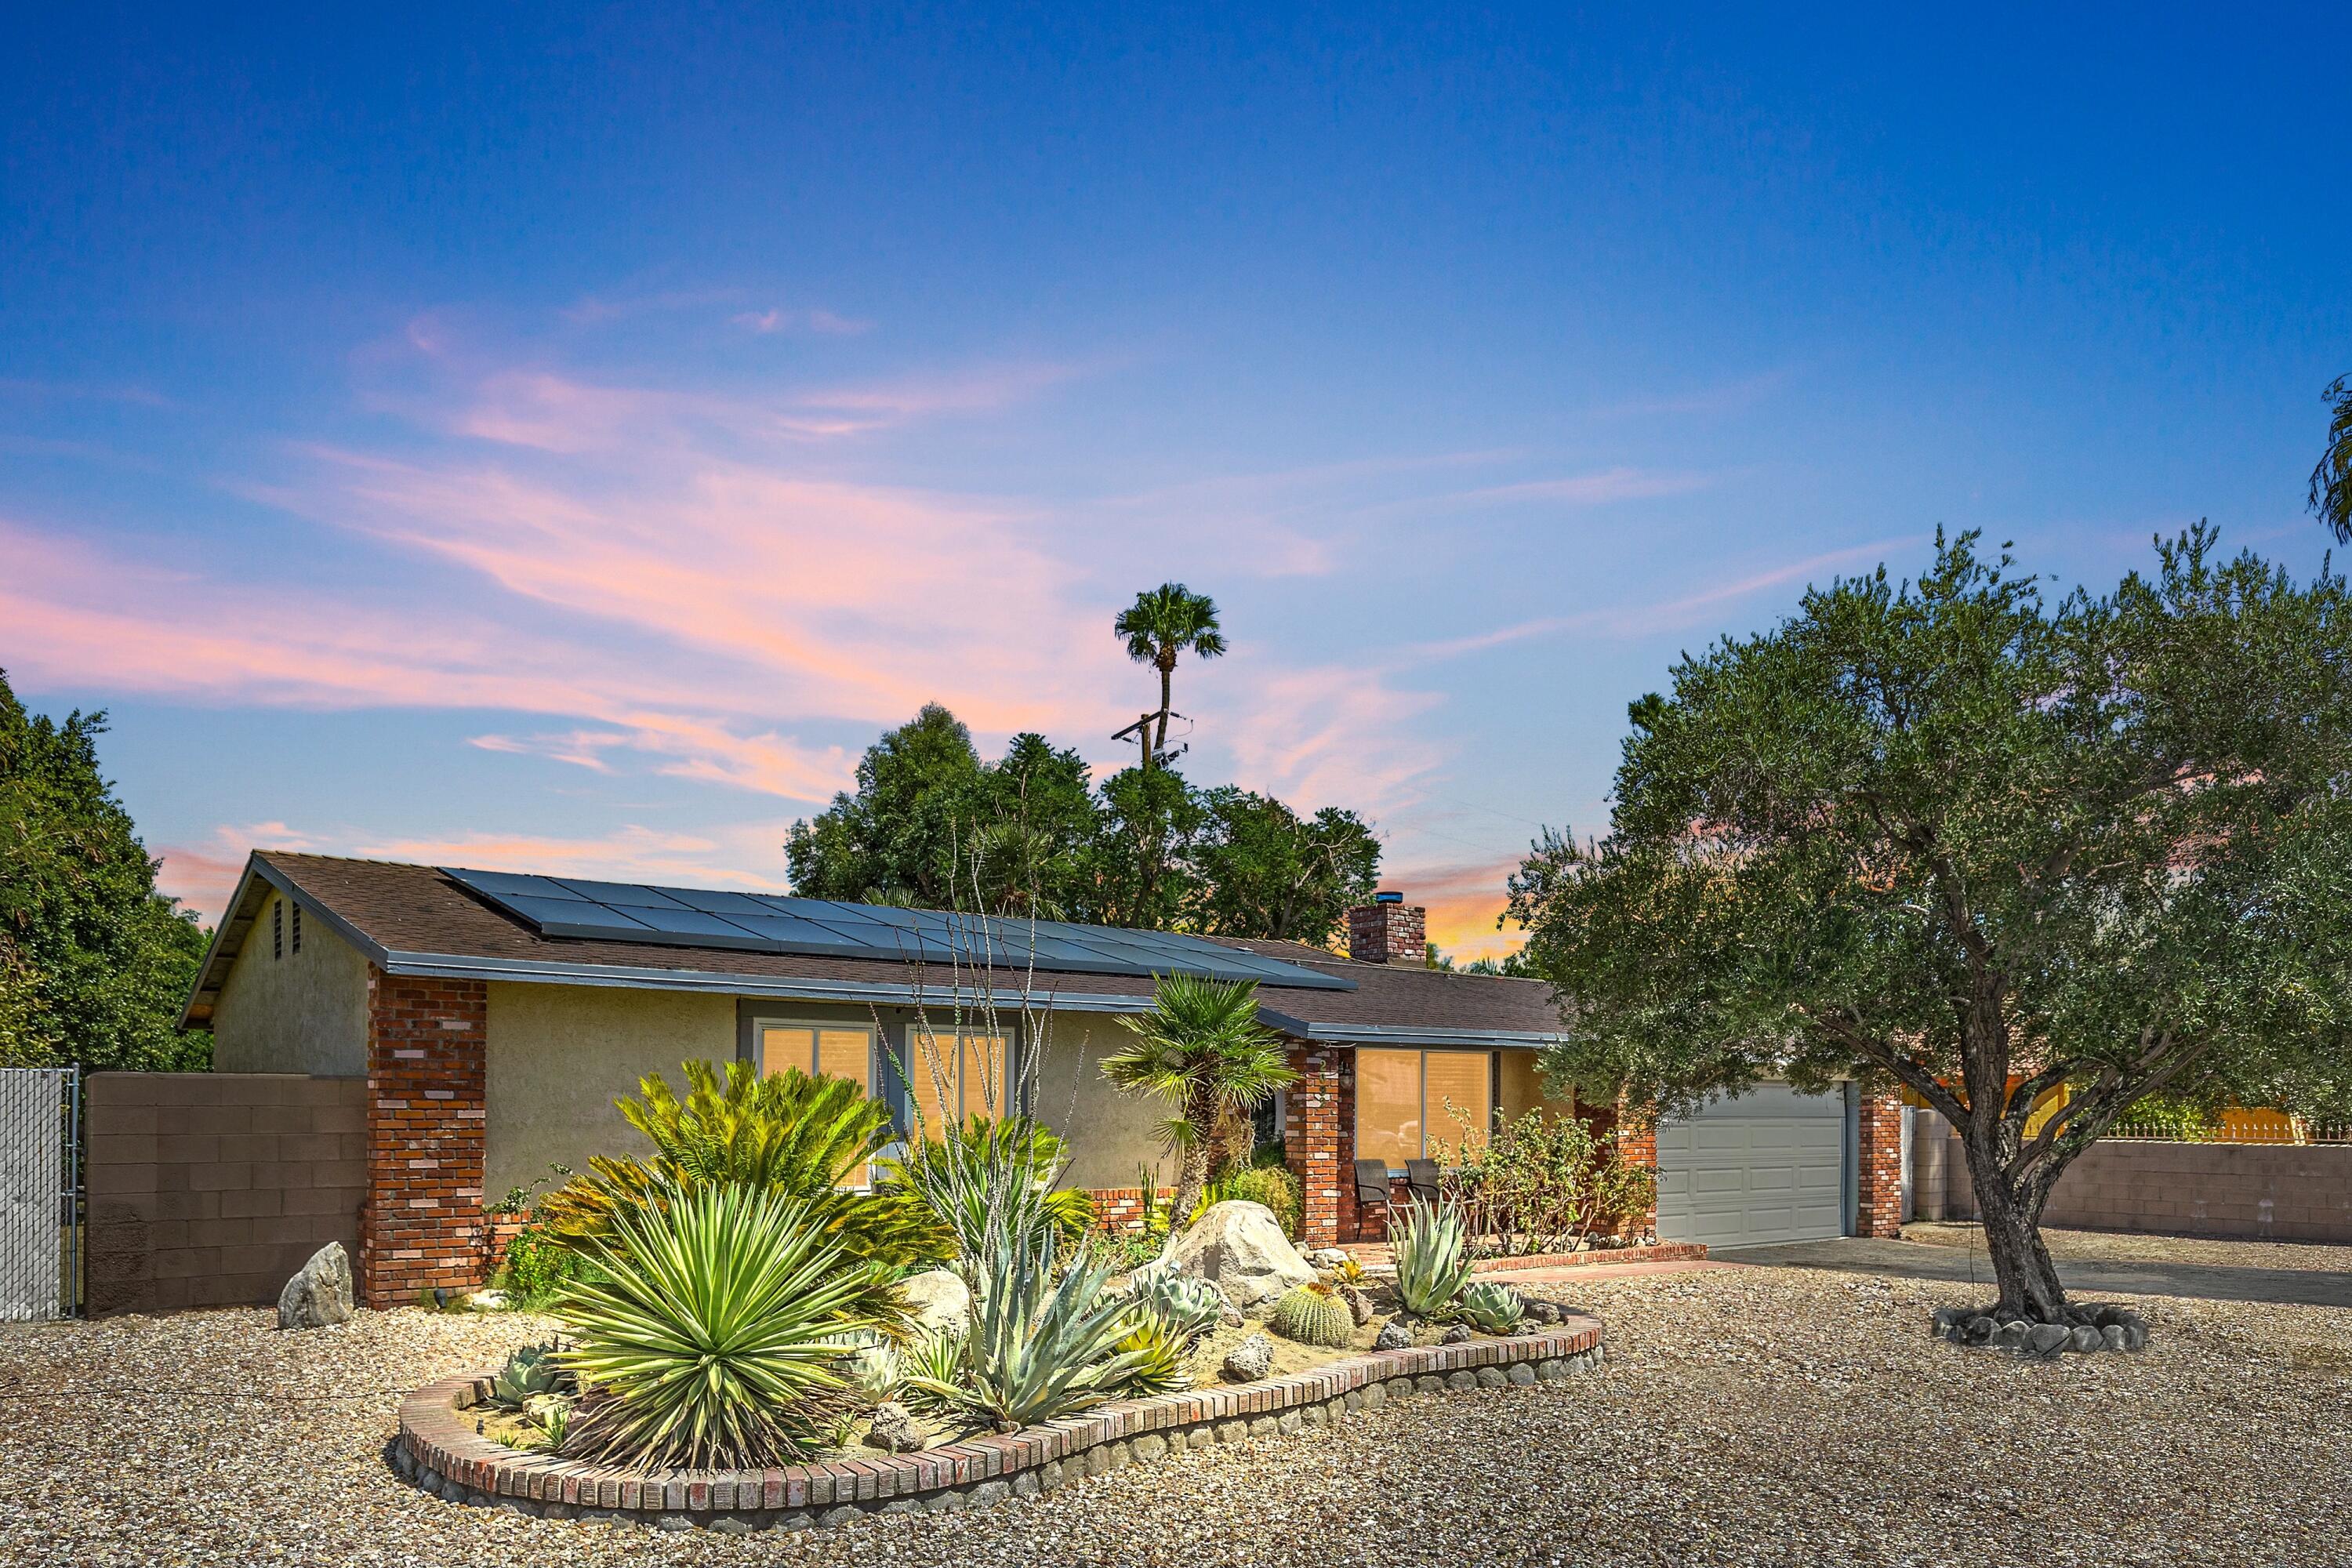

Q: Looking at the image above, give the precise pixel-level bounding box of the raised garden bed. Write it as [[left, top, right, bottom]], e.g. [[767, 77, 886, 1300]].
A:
[[395, 1312, 1605, 1532], [1341, 1240, 1708, 1273]]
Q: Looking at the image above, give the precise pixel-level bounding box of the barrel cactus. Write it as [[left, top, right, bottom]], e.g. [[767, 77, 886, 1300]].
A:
[[1458, 1279, 1525, 1334], [1269, 1282, 1355, 1348]]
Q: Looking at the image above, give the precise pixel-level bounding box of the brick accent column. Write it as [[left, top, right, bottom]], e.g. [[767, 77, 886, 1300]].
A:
[[1285, 1044, 1345, 1246], [1856, 1091, 1904, 1238], [360, 969, 488, 1308], [1613, 1093, 1659, 1238]]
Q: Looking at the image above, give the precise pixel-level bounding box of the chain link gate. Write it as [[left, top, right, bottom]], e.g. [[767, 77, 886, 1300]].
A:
[[0, 1068, 78, 1320]]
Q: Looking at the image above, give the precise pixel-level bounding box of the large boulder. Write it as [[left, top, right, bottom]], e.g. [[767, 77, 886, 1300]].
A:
[[898, 1269, 971, 1336], [277, 1242, 354, 1329], [1142, 1200, 1314, 1314]]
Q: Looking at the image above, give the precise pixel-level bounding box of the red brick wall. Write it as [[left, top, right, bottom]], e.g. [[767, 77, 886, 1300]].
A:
[[1345, 903, 1426, 965], [1856, 1091, 1904, 1238], [1285, 1044, 1346, 1245], [1087, 1186, 1178, 1232], [360, 970, 488, 1308]]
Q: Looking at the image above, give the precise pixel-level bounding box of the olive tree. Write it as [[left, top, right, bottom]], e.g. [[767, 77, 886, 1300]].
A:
[[1512, 527, 2352, 1322]]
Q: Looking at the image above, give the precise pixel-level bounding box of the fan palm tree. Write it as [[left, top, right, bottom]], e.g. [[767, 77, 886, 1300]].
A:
[[2313, 376, 2352, 545], [1115, 583, 1227, 764], [1100, 974, 1295, 1223]]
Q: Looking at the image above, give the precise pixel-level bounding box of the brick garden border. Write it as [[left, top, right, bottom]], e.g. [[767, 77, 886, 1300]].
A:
[[395, 1314, 1604, 1532]]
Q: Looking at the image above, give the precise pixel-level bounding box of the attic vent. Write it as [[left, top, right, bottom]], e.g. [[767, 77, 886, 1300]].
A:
[[292, 903, 303, 955], [272, 902, 284, 960]]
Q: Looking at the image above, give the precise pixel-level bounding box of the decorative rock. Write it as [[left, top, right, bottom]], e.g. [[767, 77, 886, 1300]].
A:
[[1340, 1283, 1375, 1326], [2100, 1324, 2129, 1352], [969, 1479, 1010, 1506], [2024, 1323, 2072, 1358], [1475, 1365, 1508, 1388], [1439, 1323, 1472, 1345], [2067, 1324, 2103, 1353], [1133, 1433, 1168, 1461], [898, 1269, 972, 1337], [1963, 1316, 1996, 1345], [1444, 1370, 1478, 1391], [865, 1400, 924, 1454], [276, 1242, 355, 1330], [1992, 1319, 2033, 1351], [1141, 1201, 1316, 1312], [1507, 1363, 1537, 1386], [1221, 1331, 1274, 1383], [1374, 1319, 1413, 1351], [1308, 1247, 1349, 1267], [1525, 1300, 1563, 1326], [463, 1288, 509, 1312]]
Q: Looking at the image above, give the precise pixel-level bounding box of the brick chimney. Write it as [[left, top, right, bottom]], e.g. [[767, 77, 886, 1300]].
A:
[[1346, 891, 1425, 964]]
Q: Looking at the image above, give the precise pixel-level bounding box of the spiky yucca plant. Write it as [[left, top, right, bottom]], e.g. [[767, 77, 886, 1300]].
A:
[[1392, 1196, 1474, 1319], [557, 1182, 905, 1468], [1129, 1271, 1225, 1344], [895, 1329, 969, 1417], [907, 1232, 1149, 1432], [1457, 1279, 1525, 1334], [539, 1060, 952, 1268], [877, 1116, 1094, 1270], [1269, 1282, 1354, 1348]]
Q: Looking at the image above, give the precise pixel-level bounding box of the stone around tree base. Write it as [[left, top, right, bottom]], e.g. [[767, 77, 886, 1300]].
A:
[[1933, 1302, 2149, 1356]]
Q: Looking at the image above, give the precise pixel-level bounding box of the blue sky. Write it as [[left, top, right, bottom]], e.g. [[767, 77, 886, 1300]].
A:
[[4, 4, 2346, 956]]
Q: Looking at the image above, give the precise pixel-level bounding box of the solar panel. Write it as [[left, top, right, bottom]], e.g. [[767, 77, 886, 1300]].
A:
[[439, 866, 1355, 990]]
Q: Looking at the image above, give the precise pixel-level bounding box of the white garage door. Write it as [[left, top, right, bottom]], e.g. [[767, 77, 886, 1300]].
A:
[[1656, 1083, 1848, 1248]]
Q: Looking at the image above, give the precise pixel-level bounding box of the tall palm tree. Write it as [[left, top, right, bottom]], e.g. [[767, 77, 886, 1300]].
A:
[[2314, 376, 2352, 545], [1115, 583, 1227, 765], [1100, 975, 1294, 1224]]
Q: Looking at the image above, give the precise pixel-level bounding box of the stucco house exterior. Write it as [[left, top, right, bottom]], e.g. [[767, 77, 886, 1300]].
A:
[[183, 851, 1624, 1306]]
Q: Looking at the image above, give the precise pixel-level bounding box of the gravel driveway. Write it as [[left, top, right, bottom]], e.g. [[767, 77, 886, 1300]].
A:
[[5, 1258, 2345, 1566]]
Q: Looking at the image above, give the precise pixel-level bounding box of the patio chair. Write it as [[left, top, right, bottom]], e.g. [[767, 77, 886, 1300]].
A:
[[1352, 1158, 1395, 1221], [1404, 1158, 1443, 1206]]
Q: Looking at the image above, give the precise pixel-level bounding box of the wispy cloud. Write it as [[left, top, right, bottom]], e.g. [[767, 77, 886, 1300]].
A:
[[1406, 538, 1913, 662], [732, 307, 874, 337]]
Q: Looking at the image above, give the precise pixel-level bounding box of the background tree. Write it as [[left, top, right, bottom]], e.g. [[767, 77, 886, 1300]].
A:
[[2311, 375, 2352, 544], [1100, 975, 1294, 1221], [0, 670, 210, 1071], [1188, 788, 1380, 946], [1512, 528, 2352, 1323], [1114, 583, 1226, 765]]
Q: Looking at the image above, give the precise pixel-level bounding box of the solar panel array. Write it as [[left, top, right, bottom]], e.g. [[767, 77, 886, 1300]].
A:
[[440, 867, 1356, 991]]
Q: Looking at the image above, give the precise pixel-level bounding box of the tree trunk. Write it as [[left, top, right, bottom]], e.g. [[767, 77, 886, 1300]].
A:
[[1168, 1085, 1218, 1227], [1962, 1122, 2070, 1319], [1154, 659, 1174, 755]]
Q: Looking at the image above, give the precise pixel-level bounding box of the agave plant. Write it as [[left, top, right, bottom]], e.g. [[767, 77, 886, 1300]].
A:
[[906, 1231, 1149, 1432], [557, 1181, 906, 1468], [1392, 1196, 1474, 1319], [538, 1060, 953, 1269], [894, 1327, 971, 1417], [488, 1342, 565, 1410], [1127, 1270, 1225, 1344], [877, 1116, 1094, 1272], [1457, 1279, 1526, 1334], [1109, 1315, 1191, 1398]]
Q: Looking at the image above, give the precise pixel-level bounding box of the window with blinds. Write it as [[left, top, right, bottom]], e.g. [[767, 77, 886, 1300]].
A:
[[1356, 1047, 1495, 1171], [900, 1027, 1010, 1140]]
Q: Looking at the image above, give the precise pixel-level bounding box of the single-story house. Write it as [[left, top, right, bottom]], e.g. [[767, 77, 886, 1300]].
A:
[[180, 852, 1904, 1306]]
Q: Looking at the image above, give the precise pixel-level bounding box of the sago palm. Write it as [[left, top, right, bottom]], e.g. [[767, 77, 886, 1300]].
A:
[[1101, 975, 1294, 1223], [1115, 583, 1227, 760]]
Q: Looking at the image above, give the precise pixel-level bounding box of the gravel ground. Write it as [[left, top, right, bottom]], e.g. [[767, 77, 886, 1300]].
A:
[[1901, 1220, 2352, 1274], [5, 1261, 2347, 1567]]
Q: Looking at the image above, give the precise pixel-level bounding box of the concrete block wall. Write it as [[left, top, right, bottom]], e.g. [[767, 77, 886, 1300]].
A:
[[1922, 1124, 2352, 1243], [85, 1073, 367, 1315]]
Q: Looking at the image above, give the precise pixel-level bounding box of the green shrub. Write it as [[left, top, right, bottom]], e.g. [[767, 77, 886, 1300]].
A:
[[1269, 1282, 1353, 1348], [1392, 1196, 1473, 1319], [557, 1181, 904, 1468], [1202, 1163, 1302, 1237], [1432, 1104, 1655, 1256], [498, 1222, 583, 1305], [540, 1060, 952, 1269], [1457, 1279, 1525, 1334], [877, 1116, 1094, 1267]]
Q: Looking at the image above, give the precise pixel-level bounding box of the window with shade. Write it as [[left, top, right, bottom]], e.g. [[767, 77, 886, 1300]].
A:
[[1356, 1047, 1495, 1170], [898, 1027, 1011, 1139], [755, 1022, 878, 1186]]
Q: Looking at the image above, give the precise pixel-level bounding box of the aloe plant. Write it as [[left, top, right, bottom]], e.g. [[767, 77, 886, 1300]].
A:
[[488, 1342, 564, 1410], [1128, 1270, 1225, 1344], [1457, 1278, 1525, 1334], [557, 1181, 905, 1468], [1392, 1196, 1474, 1319], [907, 1232, 1149, 1431]]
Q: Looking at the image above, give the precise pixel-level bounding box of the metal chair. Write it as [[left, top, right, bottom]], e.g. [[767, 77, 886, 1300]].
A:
[[1405, 1158, 1443, 1206], [1352, 1158, 1395, 1221]]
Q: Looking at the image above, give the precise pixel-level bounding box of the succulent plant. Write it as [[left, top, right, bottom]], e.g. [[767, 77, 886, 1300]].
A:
[[905, 1231, 1151, 1431], [1457, 1279, 1526, 1334], [1129, 1270, 1226, 1343], [1269, 1282, 1354, 1348], [490, 1342, 564, 1410], [1392, 1196, 1473, 1319], [1109, 1314, 1192, 1397]]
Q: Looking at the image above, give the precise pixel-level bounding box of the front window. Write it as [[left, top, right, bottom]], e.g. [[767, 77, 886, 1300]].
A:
[[1356, 1047, 1494, 1171], [757, 1022, 874, 1094], [899, 1026, 1011, 1139]]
